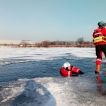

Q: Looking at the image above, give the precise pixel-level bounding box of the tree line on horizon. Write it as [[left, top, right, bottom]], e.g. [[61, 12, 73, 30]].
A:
[[0, 37, 94, 48]]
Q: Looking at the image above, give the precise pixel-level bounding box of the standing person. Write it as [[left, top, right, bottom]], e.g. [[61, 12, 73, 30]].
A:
[[93, 21, 106, 74]]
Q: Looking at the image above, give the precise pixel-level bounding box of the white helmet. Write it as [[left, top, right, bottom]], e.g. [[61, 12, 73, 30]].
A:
[[63, 62, 71, 68]]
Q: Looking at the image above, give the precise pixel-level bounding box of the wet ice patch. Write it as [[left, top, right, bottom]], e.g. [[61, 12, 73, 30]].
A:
[[0, 79, 56, 106]]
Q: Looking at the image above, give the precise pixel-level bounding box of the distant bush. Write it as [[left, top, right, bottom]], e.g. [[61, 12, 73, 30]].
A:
[[0, 40, 94, 48]]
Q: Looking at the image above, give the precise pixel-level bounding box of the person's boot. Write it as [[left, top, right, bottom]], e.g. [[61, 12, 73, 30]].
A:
[[95, 64, 101, 74], [95, 59, 101, 74]]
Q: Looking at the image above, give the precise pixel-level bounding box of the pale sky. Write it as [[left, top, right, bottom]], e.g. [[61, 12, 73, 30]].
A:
[[0, 0, 106, 41]]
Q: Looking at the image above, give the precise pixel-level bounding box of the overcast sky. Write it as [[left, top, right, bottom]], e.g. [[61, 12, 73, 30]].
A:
[[0, 0, 106, 41]]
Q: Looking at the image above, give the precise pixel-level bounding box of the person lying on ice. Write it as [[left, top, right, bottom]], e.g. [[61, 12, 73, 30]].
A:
[[60, 62, 84, 77]]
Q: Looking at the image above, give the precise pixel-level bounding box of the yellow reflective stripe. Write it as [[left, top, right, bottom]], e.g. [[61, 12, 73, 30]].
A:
[[93, 36, 106, 43], [93, 36, 103, 43]]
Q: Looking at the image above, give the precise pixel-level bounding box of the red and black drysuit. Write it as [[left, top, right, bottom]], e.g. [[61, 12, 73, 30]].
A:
[[93, 27, 106, 72], [60, 66, 83, 77]]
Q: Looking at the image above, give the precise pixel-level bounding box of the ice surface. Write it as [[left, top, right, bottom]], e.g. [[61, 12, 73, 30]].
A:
[[0, 47, 95, 65], [0, 47, 106, 106]]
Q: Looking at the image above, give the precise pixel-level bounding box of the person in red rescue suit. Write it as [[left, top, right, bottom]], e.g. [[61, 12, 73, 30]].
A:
[[60, 62, 84, 77], [93, 21, 106, 74]]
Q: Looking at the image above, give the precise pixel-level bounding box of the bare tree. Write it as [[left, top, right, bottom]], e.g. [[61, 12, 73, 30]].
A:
[[77, 37, 84, 44]]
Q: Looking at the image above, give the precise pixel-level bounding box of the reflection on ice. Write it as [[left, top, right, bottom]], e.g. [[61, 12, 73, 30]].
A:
[[96, 74, 106, 96]]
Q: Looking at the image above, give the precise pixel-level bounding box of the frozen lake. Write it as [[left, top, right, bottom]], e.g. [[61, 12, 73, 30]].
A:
[[0, 47, 106, 106]]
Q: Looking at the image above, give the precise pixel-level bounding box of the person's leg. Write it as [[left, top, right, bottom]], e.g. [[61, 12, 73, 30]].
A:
[[102, 44, 106, 58], [95, 45, 102, 74], [71, 71, 79, 76], [79, 70, 84, 74]]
